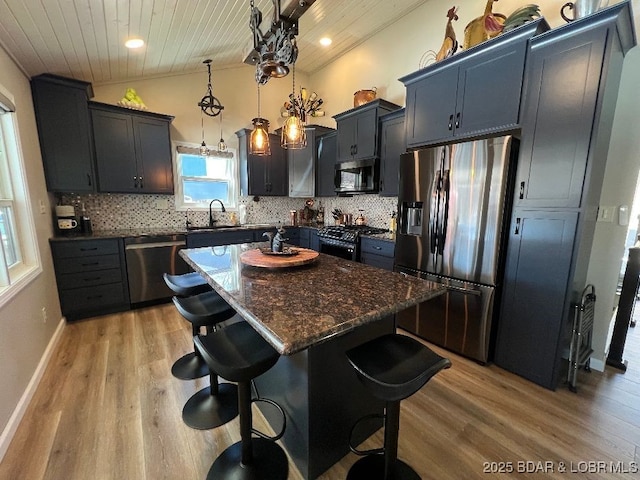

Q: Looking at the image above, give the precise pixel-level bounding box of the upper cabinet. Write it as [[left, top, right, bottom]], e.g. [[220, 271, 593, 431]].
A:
[[400, 19, 549, 148], [316, 131, 338, 197], [286, 125, 334, 198], [31, 74, 96, 193], [90, 102, 174, 194], [333, 99, 401, 163], [378, 108, 406, 197], [237, 129, 288, 196]]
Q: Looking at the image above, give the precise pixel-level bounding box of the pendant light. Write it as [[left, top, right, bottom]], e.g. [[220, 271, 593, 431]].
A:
[[199, 111, 210, 156], [281, 62, 307, 149], [217, 110, 227, 152], [250, 84, 271, 155]]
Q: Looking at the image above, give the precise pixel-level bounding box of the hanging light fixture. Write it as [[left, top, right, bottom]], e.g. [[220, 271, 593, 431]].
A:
[[281, 62, 306, 149], [198, 59, 224, 117], [217, 111, 227, 152], [250, 84, 270, 155], [199, 111, 210, 156]]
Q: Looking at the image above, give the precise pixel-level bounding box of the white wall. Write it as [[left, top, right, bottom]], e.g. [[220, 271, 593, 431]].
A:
[[0, 46, 64, 445]]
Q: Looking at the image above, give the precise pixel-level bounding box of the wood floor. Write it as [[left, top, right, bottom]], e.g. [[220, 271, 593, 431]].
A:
[[1, 302, 639, 479]]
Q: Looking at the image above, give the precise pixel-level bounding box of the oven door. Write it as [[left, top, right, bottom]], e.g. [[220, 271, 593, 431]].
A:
[[318, 238, 357, 261]]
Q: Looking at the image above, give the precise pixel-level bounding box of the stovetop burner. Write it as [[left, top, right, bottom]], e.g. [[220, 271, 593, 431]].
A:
[[317, 225, 388, 243]]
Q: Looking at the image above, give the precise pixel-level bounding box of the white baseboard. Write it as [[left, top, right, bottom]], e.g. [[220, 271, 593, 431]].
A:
[[0, 317, 65, 461], [589, 358, 605, 372]]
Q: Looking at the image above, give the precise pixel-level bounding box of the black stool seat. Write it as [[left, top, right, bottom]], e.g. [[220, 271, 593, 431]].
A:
[[170, 290, 237, 381], [346, 334, 451, 480], [195, 322, 288, 480], [172, 290, 236, 327], [163, 271, 211, 297], [346, 333, 451, 402]]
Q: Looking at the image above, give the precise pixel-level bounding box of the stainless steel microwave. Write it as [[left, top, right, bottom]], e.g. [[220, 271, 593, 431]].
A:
[[334, 158, 379, 194]]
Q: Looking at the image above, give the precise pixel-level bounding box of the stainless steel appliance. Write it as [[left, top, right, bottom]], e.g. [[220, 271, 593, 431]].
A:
[[334, 158, 379, 194], [124, 234, 190, 304], [318, 225, 387, 261], [395, 135, 518, 363]]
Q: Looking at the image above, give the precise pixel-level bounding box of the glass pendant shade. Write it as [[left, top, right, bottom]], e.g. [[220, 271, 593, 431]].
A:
[[250, 117, 271, 155], [199, 141, 210, 156], [281, 114, 307, 149]]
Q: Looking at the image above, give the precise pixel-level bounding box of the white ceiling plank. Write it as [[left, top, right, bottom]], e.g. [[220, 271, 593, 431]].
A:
[[0, 2, 46, 76]]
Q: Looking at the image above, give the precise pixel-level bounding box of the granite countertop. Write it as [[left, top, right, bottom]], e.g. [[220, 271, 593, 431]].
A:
[[180, 242, 442, 355]]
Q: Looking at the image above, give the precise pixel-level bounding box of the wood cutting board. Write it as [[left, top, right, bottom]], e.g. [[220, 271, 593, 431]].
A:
[[240, 247, 319, 269]]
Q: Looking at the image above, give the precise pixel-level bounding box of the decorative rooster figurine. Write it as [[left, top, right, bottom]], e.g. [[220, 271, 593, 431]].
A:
[[436, 6, 459, 62], [464, 1, 542, 50]]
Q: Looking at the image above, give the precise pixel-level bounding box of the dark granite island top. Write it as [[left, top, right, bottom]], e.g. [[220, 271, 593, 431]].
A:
[[180, 242, 443, 355]]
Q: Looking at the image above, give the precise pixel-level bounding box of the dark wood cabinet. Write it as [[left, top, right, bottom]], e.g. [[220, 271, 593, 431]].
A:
[[333, 99, 401, 163], [50, 238, 130, 321], [400, 19, 548, 148], [90, 102, 174, 194], [495, 2, 636, 389], [360, 236, 395, 271], [515, 25, 608, 208], [237, 129, 288, 196], [286, 126, 334, 198], [316, 131, 337, 197], [495, 210, 578, 389], [31, 74, 96, 193], [378, 109, 405, 197], [299, 227, 319, 251]]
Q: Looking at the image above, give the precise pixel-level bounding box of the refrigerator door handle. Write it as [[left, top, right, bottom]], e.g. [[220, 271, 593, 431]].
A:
[[437, 169, 450, 255], [429, 172, 441, 254], [444, 284, 482, 296]]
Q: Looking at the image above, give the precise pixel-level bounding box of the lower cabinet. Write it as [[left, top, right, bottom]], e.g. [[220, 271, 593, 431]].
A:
[[359, 236, 395, 271], [494, 210, 578, 389], [299, 227, 319, 251], [50, 238, 130, 321]]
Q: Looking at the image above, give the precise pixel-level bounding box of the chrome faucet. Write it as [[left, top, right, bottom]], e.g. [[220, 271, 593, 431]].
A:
[[209, 199, 226, 227]]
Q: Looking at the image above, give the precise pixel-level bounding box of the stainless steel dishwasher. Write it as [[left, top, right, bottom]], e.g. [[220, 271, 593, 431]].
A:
[[124, 234, 190, 304]]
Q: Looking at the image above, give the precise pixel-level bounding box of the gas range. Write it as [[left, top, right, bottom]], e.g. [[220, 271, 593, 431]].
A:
[[317, 225, 388, 251]]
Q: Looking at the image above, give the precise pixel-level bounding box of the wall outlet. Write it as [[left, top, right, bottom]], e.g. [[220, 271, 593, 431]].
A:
[[41, 307, 47, 324], [39, 199, 47, 214]]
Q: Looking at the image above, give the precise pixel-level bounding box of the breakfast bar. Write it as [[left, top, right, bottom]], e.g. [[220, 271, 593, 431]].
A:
[[180, 243, 444, 479]]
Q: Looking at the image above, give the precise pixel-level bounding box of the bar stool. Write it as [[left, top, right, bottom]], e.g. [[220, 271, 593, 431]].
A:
[[346, 334, 451, 480], [173, 290, 240, 430], [195, 321, 288, 480], [163, 272, 213, 380]]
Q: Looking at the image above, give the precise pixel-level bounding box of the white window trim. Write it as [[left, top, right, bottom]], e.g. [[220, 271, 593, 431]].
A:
[[0, 85, 42, 309], [172, 141, 239, 211]]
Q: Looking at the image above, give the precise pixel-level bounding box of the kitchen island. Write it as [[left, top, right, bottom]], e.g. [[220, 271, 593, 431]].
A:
[[180, 243, 444, 479]]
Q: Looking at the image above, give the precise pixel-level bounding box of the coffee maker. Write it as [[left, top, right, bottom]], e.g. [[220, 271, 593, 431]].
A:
[[55, 205, 80, 235]]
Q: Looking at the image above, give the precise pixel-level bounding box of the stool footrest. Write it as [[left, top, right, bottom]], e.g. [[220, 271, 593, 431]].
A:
[[250, 397, 286, 442], [349, 413, 385, 456]]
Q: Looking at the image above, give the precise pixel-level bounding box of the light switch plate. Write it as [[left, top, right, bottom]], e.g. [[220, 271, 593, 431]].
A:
[[39, 199, 47, 214], [597, 206, 615, 223]]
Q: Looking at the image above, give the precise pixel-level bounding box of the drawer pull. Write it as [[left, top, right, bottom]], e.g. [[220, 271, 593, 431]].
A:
[[80, 247, 98, 251], [373, 246, 382, 250], [81, 262, 100, 266], [84, 277, 102, 282], [86, 295, 104, 300]]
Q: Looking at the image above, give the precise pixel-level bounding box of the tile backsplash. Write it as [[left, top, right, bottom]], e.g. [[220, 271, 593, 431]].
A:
[[59, 193, 399, 231]]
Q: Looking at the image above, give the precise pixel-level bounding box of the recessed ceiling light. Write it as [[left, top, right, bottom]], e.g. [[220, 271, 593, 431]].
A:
[[125, 38, 145, 49], [319, 37, 332, 47]]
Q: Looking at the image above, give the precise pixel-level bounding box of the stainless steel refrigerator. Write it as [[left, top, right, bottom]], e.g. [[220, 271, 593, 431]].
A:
[[395, 135, 517, 363]]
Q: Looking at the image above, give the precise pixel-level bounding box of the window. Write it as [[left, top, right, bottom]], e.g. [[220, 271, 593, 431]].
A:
[[0, 83, 40, 302], [173, 143, 238, 210]]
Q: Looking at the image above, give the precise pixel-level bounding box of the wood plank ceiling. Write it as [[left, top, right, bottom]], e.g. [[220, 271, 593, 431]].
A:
[[0, 0, 430, 84]]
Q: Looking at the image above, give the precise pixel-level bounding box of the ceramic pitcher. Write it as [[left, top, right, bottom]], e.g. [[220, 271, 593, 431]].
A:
[[561, 0, 609, 22]]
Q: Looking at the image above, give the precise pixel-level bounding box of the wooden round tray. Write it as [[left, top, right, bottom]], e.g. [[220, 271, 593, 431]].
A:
[[240, 247, 319, 268]]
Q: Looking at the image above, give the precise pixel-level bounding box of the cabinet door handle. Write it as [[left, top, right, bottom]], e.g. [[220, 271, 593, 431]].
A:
[[353, 145, 357, 155], [519, 181, 525, 200], [448, 114, 453, 131], [514, 217, 521, 235], [455, 112, 460, 129], [139, 176, 143, 188], [133, 176, 138, 188], [87, 173, 92, 186]]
